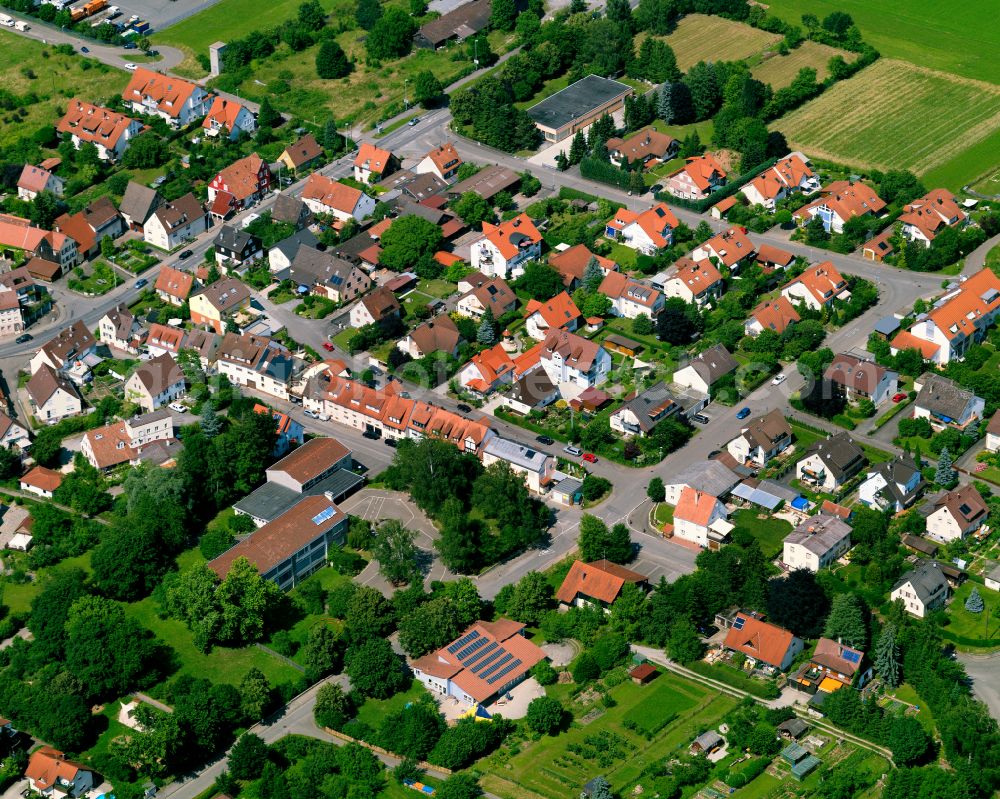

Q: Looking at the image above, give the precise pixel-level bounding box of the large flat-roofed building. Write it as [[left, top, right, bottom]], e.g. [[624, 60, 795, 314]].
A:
[[209, 494, 349, 590], [526, 75, 634, 144]]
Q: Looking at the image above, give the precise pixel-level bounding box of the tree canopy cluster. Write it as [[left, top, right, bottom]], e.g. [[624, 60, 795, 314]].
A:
[[383, 438, 549, 572]]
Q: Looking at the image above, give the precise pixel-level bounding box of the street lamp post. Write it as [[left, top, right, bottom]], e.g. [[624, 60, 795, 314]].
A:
[[404, 78, 409, 111]]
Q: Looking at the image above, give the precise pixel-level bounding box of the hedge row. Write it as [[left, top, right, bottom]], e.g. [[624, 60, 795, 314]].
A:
[[725, 756, 770, 788], [654, 157, 780, 214]]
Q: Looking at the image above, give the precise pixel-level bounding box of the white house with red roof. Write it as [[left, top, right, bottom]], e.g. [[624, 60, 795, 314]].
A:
[[889, 269, 1000, 365], [122, 67, 210, 127], [202, 96, 257, 140], [741, 153, 819, 210], [0, 214, 77, 271], [898, 189, 967, 248], [723, 613, 803, 671], [470, 214, 543, 279], [26, 747, 93, 798], [660, 257, 723, 305], [672, 486, 730, 548], [524, 291, 582, 339], [780, 262, 849, 311], [411, 618, 546, 709], [598, 271, 664, 318], [301, 173, 377, 223], [692, 227, 757, 271], [604, 203, 678, 255], [793, 180, 886, 234], [416, 143, 462, 182], [538, 329, 611, 388], [17, 165, 63, 201], [353, 142, 397, 183], [458, 344, 519, 395], [58, 99, 144, 162], [207, 153, 272, 218], [745, 296, 800, 337], [665, 154, 728, 200]]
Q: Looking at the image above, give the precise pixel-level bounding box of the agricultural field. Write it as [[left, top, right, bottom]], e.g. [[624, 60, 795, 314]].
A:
[[657, 14, 782, 71], [751, 40, 856, 87], [774, 59, 1000, 188], [760, 0, 1000, 85], [153, 0, 345, 76], [479, 672, 739, 799], [0, 31, 129, 148]]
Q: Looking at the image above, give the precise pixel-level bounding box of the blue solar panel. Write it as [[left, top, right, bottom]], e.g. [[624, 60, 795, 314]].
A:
[[733, 617, 746, 630], [456, 637, 487, 661], [471, 647, 505, 674], [463, 641, 498, 667], [487, 659, 522, 685], [843, 650, 861, 663], [311, 506, 337, 525], [479, 653, 513, 680], [447, 631, 479, 654]]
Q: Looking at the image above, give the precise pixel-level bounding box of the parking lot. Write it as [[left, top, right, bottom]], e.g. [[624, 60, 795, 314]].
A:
[[113, 0, 222, 34]]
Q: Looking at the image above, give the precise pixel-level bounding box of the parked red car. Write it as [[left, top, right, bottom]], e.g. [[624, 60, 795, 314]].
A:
[[322, 342, 335, 352], [892, 392, 907, 403], [582, 453, 598, 463]]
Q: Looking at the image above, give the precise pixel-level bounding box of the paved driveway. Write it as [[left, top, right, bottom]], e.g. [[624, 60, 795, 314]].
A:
[[957, 650, 1000, 720]]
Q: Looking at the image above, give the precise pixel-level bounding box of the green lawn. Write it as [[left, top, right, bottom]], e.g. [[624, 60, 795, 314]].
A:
[[891, 683, 935, 735], [401, 290, 437, 318], [761, 0, 1000, 84], [125, 596, 303, 693], [353, 680, 429, 731], [0, 30, 130, 148], [654, 503, 674, 526], [416, 278, 458, 299], [480, 673, 739, 799], [731, 508, 792, 558], [154, 0, 344, 69], [944, 581, 1000, 649], [78, 703, 133, 771], [605, 243, 639, 270], [789, 419, 826, 453], [4, 551, 93, 615]]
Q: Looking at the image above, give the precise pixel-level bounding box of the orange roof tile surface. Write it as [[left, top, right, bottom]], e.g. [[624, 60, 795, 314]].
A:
[[481, 214, 542, 260], [123, 67, 200, 118], [723, 613, 797, 669], [673, 486, 721, 527], [555, 559, 646, 604]]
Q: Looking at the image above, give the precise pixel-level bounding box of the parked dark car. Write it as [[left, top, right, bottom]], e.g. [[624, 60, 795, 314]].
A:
[[384, 438, 397, 447], [15, 334, 32, 344], [456, 403, 472, 413], [178, 249, 194, 260], [536, 435, 554, 445], [736, 407, 751, 420], [362, 429, 380, 439], [691, 414, 710, 425], [134, 278, 147, 289]]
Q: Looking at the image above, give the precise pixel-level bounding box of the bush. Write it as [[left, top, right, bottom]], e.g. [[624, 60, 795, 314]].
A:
[[725, 757, 769, 788]]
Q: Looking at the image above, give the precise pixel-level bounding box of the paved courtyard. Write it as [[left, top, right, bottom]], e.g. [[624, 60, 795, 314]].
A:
[[340, 488, 456, 594]]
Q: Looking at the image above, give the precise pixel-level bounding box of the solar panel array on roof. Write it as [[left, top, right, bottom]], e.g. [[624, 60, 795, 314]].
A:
[[488, 658, 523, 685], [311, 506, 336, 525], [456, 636, 487, 661], [842, 650, 860, 663], [471, 647, 505, 674], [480, 653, 513, 680], [448, 630, 480, 654], [733, 616, 746, 630], [463, 640, 498, 667]]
